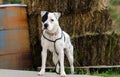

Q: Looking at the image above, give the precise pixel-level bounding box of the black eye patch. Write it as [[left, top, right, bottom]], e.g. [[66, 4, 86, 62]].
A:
[[42, 12, 48, 23]]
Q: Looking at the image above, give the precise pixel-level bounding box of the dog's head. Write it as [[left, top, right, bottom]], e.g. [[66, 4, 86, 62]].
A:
[[41, 11, 61, 31]]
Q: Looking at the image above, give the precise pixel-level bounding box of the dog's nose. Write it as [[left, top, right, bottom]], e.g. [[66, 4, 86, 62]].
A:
[[44, 23, 48, 29]]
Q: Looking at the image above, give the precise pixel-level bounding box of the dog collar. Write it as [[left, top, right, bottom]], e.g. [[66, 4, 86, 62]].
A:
[[42, 30, 64, 43], [45, 30, 58, 36]]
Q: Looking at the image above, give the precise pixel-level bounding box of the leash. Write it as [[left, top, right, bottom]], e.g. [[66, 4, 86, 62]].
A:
[[42, 30, 65, 74]]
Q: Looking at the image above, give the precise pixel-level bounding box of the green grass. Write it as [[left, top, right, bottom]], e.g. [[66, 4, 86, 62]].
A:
[[90, 68, 120, 77], [94, 73, 120, 77]]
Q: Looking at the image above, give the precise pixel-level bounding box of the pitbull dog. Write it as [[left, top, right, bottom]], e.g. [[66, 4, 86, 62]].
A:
[[38, 11, 74, 77]]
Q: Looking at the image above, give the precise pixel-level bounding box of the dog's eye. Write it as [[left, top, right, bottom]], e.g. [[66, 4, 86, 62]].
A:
[[50, 19, 54, 22]]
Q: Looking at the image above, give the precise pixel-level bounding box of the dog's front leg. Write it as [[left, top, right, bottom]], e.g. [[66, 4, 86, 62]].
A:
[[38, 49, 47, 76], [59, 49, 66, 77]]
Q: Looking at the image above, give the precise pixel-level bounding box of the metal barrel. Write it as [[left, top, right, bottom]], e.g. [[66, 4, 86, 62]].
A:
[[0, 4, 32, 69]]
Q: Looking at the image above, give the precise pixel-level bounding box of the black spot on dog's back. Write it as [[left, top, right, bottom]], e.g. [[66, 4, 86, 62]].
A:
[[42, 12, 48, 23]]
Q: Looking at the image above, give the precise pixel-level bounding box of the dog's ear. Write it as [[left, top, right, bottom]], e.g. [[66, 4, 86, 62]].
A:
[[53, 12, 61, 20], [41, 11, 47, 17]]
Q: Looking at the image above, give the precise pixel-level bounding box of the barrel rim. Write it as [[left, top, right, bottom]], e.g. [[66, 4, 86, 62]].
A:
[[0, 4, 27, 7]]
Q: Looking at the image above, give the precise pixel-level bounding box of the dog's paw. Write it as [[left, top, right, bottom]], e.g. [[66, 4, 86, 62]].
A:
[[60, 72, 66, 77], [71, 67, 74, 74], [56, 65, 60, 74], [38, 70, 45, 76], [56, 69, 59, 74]]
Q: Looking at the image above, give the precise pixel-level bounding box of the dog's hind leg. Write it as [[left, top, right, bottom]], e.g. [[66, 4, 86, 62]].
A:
[[66, 45, 74, 74], [52, 52, 60, 73]]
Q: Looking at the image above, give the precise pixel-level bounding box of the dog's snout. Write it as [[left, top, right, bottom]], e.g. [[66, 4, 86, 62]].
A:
[[44, 23, 48, 29]]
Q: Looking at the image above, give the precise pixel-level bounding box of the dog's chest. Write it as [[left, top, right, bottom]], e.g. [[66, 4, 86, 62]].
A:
[[46, 36, 59, 52], [48, 42, 55, 52], [42, 32, 66, 52]]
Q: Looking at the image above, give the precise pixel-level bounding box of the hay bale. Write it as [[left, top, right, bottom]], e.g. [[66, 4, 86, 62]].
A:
[[72, 34, 120, 66], [24, 0, 112, 35], [23, 0, 115, 67]]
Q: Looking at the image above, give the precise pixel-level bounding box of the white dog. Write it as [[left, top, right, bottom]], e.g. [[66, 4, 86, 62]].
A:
[[38, 11, 74, 77]]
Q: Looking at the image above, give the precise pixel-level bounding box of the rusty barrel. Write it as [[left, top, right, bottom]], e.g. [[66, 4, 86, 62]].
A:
[[0, 4, 32, 69]]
